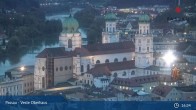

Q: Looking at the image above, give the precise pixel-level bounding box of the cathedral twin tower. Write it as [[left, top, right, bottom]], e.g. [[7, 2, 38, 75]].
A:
[[59, 13, 153, 70]]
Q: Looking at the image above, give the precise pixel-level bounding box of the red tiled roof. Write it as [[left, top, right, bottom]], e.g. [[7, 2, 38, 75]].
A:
[[152, 85, 173, 97], [81, 41, 135, 56], [88, 61, 135, 77], [37, 41, 135, 58], [88, 65, 111, 77], [36, 47, 74, 58], [111, 74, 175, 87]]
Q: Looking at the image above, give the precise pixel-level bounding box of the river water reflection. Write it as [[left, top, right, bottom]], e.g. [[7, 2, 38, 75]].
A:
[[0, 13, 87, 75]]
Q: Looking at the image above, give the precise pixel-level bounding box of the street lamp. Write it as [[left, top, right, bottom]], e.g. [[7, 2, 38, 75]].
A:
[[20, 66, 25, 71], [162, 50, 176, 66]]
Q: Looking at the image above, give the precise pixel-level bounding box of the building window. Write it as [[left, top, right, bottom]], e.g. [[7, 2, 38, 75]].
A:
[[114, 58, 118, 62], [87, 64, 90, 71], [68, 39, 72, 48], [139, 47, 141, 52], [131, 71, 135, 75], [105, 59, 109, 63], [60, 67, 63, 71], [65, 66, 68, 70], [123, 71, 126, 76], [56, 67, 58, 71], [42, 66, 45, 71], [69, 66, 72, 70], [123, 57, 127, 62], [147, 47, 149, 52], [96, 60, 100, 64], [81, 65, 84, 72], [113, 73, 118, 78], [42, 77, 45, 88]]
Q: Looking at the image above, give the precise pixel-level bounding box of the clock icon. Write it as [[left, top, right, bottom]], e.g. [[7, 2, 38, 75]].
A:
[[174, 103, 180, 108]]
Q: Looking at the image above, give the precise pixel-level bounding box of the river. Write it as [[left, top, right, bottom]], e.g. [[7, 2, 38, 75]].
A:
[[0, 11, 87, 75]]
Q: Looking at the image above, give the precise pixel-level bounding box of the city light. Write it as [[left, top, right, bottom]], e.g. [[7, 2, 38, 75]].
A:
[[162, 51, 176, 66], [20, 66, 25, 71]]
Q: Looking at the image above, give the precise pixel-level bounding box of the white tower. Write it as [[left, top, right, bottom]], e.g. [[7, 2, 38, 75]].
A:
[[59, 15, 82, 51], [135, 14, 153, 68], [102, 13, 119, 44]]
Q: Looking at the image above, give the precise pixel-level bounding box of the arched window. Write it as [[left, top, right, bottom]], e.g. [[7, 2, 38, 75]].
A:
[[105, 59, 109, 63], [147, 47, 149, 52], [114, 58, 118, 62], [65, 66, 68, 70], [87, 64, 90, 71], [131, 71, 135, 75], [113, 73, 118, 78], [123, 71, 126, 76], [139, 47, 141, 52], [123, 57, 127, 62], [68, 39, 72, 48], [60, 67, 63, 71], [96, 60, 100, 64], [81, 65, 84, 72], [42, 66, 45, 71]]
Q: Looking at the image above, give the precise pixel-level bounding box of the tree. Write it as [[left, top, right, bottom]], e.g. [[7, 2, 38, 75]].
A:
[[7, 36, 20, 52], [74, 7, 100, 28]]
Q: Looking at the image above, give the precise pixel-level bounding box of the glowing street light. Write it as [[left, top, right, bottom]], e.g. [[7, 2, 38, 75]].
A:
[[162, 51, 176, 66], [20, 66, 25, 71]]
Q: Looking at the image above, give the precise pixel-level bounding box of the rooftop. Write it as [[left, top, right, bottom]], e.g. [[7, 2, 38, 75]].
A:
[[37, 41, 135, 58], [79, 41, 135, 56], [112, 74, 175, 87], [176, 85, 196, 92], [152, 85, 173, 97], [88, 61, 135, 77], [36, 47, 74, 58]]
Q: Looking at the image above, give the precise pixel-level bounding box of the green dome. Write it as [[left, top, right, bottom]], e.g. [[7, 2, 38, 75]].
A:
[[105, 13, 117, 21], [62, 15, 79, 33], [139, 14, 150, 23]]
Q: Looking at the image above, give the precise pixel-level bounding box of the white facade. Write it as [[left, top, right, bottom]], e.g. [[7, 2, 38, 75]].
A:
[[139, 23, 150, 35], [135, 20, 153, 69], [94, 77, 110, 90], [59, 33, 82, 51], [135, 35, 153, 68], [0, 79, 23, 95], [79, 52, 135, 74], [0, 72, 34, 96], [34, 58, 47, 90], [102, 21, 119, 44]]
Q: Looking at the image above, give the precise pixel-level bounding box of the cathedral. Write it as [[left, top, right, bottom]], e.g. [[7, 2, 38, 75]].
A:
[[34, 13, 171, 90]]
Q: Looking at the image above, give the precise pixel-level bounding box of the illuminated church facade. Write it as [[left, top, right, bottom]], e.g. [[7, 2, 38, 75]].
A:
[[34, 13, 172, 91]]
